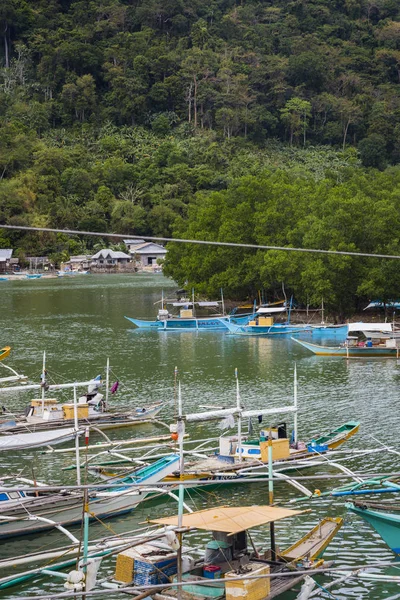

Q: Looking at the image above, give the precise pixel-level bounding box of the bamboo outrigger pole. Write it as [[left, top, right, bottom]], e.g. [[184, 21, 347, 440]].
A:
[[177, 381, 185, 600], [268, 428, 276, 561], [73, 385, 81, 487], [41, 351, 46, 414], [236, 368, 242, 461]]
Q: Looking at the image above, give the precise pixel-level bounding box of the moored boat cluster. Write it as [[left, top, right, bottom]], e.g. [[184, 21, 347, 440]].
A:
[[1, 326, 399, 600]]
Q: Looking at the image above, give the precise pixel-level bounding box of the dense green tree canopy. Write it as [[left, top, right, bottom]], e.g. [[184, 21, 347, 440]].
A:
[[163, 168, 400, 318], [1, 0, 400, 314]]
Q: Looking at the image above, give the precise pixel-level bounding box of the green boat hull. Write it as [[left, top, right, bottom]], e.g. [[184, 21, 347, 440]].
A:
[[347, 503, 400, 554]]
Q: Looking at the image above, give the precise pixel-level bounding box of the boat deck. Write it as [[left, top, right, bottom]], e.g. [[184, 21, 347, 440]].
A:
[[157, 566, 306, 600]]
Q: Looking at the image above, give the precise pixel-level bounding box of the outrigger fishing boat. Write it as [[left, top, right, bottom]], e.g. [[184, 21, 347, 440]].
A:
[[220, 306, 349, 338], [292, 337, 400, 358], [347, 501, 400, 555], [125, 290, 252, 331], [292, 322, 400, 356], [220, 306, 313, 336], [219, 421, 360, 461], [0, 358, 164, 434], [0, 454, 180, 539], [72, 367, 359, 495], [138, 505, 343, 600]]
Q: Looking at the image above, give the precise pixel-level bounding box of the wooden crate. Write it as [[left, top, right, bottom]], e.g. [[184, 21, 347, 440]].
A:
[[62, 403, 89, 419], [31, 398, 57, 407], [260, 438, 290, 462], [258, 317, 274, 326], [225, 563, 270, 600]]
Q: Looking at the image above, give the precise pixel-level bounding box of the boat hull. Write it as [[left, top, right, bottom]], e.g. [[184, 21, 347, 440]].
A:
[[292, 337, 400, 357], [0, 347, 11, 362], [125, 315, 250, 330], [0, 405, 163, 434], [301, 324, 348, 342], [0, 455, 179, 539], [313, 421, 360, 449], [347, 504, 400, 554], [221, 320, 312, 336]]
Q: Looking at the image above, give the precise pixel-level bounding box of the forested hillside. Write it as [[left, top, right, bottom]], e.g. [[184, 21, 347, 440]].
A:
[[1, 0, 400, 312]]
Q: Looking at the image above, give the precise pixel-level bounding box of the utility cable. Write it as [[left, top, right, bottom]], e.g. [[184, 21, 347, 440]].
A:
[[1, 224, 400, 260]]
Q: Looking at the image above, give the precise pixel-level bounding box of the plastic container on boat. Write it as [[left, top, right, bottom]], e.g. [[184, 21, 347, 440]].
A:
[[203, 565, 222, 579], [307, 442, 329, 453], [204, 540, 232, 564]]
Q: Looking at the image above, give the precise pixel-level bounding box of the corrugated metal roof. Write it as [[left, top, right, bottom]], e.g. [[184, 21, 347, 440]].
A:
[[125, 239, 145, 243], [91, 249, 130, 260], [129, 242, 166, 254], [0, 249, 12, 259]]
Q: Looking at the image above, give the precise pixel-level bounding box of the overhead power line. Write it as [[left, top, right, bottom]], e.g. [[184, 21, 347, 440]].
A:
[[0, 224, 399, 260]]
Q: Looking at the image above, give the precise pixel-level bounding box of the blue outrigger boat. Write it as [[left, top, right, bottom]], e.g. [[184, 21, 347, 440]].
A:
[[125, 313, 250, 330], [220, 305, 314, 336], [125, 291, 253, 330]]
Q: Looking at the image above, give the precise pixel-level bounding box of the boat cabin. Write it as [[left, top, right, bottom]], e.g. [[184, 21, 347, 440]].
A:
[[344, 333, 400, 348], [219, 423, 293, 461], [0, 490, 26, 503]]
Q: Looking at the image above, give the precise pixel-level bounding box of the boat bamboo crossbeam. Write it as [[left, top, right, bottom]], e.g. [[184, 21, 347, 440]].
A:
[[186, 405, 297, 422]]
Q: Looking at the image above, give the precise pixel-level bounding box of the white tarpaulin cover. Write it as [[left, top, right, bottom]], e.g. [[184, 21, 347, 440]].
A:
[[256, 307, 286, 314], [348, 322, 392, 333], [197, 302, 220, 307], [0, 427, 79, 451]]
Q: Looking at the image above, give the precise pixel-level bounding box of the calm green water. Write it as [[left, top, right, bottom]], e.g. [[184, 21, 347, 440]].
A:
[[1, 274, 400, 599]]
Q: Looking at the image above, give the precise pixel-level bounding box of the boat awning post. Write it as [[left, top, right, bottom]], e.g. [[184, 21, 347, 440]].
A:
[[73, 385, 81, 487], [41, 351, 46, 413], [268, 432, 276, 561], [177, 381, 185, 600], [105, 358, 109, 409], [293, 363, 298, 444], [236, 369, 242, 461]]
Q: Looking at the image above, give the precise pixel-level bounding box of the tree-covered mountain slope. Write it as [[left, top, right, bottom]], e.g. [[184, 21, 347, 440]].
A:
[[1, 0, 400, 313]]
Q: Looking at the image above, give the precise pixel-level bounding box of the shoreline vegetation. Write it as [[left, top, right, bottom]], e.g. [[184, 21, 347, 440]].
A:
[[1, 1, 400, 318]]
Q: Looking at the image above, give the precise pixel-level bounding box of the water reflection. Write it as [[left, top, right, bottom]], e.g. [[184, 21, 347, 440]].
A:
[[0, 275, 399, 598]]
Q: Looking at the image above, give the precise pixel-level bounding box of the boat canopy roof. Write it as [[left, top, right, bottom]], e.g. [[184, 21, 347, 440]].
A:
[[348, 322, 392, 333], [150, 505, 306, 534], [155, 300, 222, 307], [256, 307, 286, 315]]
